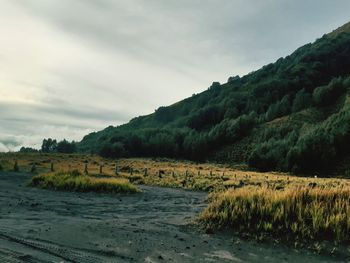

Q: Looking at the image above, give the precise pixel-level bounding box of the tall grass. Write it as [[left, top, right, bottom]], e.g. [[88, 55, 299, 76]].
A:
[[199, 186, 350, 243], [30, 170, 138, 193]]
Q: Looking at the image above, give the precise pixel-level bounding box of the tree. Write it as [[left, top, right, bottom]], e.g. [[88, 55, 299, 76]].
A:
[[41, 138, 57, 153], [313, 77, 346, 107], [56, 139, 76, 153], [265, 95, 291, 121], [19, 147, 38, 153], [292, 89, 312, 112]]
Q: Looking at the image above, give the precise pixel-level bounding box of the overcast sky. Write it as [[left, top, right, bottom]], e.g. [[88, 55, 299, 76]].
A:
[[0, 0, 349, 151]]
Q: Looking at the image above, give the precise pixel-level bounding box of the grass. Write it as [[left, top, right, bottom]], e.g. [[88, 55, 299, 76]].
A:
[[30, 170, 139, 193], [3, 152, 350, 247], [199, 186, 350, 244]]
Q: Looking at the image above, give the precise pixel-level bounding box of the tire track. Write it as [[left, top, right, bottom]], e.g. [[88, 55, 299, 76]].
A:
[[0, 247, 50, 263], [0, 232, 116, 263]]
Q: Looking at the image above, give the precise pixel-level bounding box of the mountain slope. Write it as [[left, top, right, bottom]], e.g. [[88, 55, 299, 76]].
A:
[[79, 22, 350, 175]]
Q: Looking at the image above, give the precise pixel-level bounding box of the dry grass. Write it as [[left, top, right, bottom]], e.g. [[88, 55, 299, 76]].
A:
[[30, 170, 138, 193], [199, 186, 350, 244], [3, 152, 350, 245], [1, 153, 350, 192]]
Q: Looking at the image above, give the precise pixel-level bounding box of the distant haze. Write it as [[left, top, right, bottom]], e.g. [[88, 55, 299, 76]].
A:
[[0, 0, 349, 151]]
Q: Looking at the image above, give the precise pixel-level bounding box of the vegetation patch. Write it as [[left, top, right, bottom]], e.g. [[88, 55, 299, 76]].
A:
[[199, 186, 350, 244], [30, 170, 138, 193], [74, 26, 350, 176]]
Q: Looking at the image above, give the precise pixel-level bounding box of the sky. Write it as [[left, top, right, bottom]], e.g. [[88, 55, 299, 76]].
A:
[[0, 0, 350, 151]]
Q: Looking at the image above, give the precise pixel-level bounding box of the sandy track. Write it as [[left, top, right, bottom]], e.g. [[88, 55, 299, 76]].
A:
[[0, 172, 346, 262]]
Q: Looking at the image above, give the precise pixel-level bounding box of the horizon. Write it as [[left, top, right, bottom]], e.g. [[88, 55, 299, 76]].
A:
[[1, 0, 350, 151]]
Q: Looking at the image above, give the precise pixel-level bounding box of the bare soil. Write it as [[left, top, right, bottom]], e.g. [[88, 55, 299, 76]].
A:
[[0, 172, 346, 262]]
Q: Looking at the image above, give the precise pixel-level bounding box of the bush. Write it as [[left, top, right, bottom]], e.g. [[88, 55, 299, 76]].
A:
[[287, 104, 350, 173], [99, 142, 127, 158], [56, 139, 76, 153], [313, 77, 347, 106], [265, 95, 291, 121], [249, 131, 298, 171], [292, 89, 312, 112]]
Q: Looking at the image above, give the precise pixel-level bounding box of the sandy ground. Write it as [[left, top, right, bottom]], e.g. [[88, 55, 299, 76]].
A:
[[0, 172, 347, 263]]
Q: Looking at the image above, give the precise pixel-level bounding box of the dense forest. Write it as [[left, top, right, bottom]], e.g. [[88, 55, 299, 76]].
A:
[[78, 21, 350, 175]]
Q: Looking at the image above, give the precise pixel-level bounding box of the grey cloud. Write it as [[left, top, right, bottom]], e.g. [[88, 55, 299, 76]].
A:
[[0, 101, 130, 129], [1, 0, 350, 151], [15, 0, 350, 71]]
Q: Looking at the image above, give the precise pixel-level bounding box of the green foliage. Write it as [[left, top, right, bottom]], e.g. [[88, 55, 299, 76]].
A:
[[41, 138, 76, 153], [292, 89, 312, 112], [313, 77, 347, 106], [19, 147, 38, 153], [187, 105, 224, 131], [287, 104, 350, 173], [41, 138, 57, 153], [56, 139, 76, 153], [265, 95, 291, 121], [249, 77, 350, 174], [249, 131, 298, 171], [77, 23, 350, 175]]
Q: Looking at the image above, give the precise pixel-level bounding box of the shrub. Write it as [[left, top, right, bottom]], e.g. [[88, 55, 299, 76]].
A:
[[292, 89, 312, 112], [313, 77, 347, 106], [265, 95, 291, 121], [56, 139, 76, 153], [287, 104, 350, 173], [248, 131, 298, 171]]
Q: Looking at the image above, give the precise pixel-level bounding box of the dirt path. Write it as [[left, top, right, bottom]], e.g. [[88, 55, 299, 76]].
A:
[[0, 172, 346, 262]]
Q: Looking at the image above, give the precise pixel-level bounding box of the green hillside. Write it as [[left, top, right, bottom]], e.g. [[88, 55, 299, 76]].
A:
[[79, 21, 350, 175]]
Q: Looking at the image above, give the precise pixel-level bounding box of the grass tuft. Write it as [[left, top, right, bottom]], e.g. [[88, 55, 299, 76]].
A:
[[199, 186, 350, 243], [30, 170, 139, 193]]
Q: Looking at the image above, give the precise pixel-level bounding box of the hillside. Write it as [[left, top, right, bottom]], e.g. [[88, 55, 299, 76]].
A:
[[79, 22, 350, 175]]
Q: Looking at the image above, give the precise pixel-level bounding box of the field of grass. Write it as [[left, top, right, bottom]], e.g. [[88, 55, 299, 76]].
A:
[[2, 152, 350, 247], [199, 186, 350, 245], [30, 170, 138, 193], [2, 152, 349, 190]]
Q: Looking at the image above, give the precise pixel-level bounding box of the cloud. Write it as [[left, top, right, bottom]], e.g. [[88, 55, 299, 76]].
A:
[[1, 0, 350, 151]]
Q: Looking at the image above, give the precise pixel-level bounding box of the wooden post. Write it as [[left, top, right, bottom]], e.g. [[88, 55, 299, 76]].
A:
[[14, 160, 19, 172], [210, 171, 212, 177], [30, 163, 36, 173], [130, 167, 133, 175], [172, 171, 175, 177], [185, 170, 188, 177], [50, 162, 54, 172], [84, 163, 88, 175], [197, 171, 200, 176], [115, 165, 119, 175], [144, 168, 148, 177], [99, 165, 103, 174]]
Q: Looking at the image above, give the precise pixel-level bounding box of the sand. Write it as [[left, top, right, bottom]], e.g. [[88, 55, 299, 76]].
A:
[[0, 172, 346, 262]]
